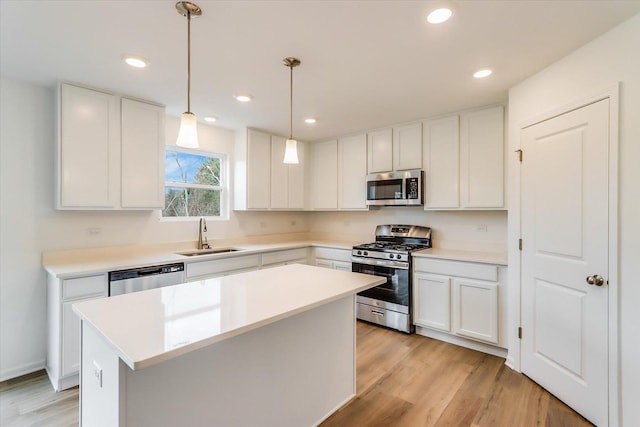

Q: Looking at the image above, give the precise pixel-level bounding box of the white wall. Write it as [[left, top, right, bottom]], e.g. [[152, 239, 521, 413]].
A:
[[507, 13, 640, 427], [0, 77, 309, 380]]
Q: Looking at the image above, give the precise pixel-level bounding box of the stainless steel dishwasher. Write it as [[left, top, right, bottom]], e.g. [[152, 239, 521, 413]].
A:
[[108, 263, 185, 296]]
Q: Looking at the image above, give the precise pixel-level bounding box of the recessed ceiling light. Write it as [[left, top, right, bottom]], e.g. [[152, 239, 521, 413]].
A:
[[122, 55, 149, 68], [204, 116, 217, 123], [473, 69, 493, 78], [427, 8, 453, 24], [304, 118, 317, 124], [234, 94, 253, 102]]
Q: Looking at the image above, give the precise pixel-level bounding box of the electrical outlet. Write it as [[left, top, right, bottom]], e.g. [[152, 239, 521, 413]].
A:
[[93, 361, 103, 388], [476, 225, 488, 232], [86, 227, 102, 236]]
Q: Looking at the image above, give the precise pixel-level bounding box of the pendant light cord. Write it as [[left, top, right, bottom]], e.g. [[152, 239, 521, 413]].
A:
[[289, 64, 293, 140], [187, 10, 191, 113]]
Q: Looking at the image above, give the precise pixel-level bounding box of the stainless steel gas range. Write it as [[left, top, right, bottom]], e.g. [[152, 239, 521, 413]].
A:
[[352, 224, 432, 333]]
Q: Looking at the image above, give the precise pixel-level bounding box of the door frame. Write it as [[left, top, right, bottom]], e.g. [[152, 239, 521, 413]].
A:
[[508, 84, 619, 426]]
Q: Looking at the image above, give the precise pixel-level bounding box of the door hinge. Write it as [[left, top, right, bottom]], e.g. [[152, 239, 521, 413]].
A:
[[515, 149, 523, 162], [518, 239, 523, 250], [518, 327, 523, 339]]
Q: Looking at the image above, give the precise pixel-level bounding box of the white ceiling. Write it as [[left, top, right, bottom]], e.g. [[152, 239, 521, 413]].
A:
[[2, 1, 640, 141]]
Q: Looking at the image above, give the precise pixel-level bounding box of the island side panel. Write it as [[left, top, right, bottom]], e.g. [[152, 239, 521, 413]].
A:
[[123, 295, 356, 427], [80, 321, 123, 426]]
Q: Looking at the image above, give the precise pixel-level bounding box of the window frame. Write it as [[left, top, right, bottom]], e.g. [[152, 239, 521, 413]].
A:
[[160, 146, 229, 221]]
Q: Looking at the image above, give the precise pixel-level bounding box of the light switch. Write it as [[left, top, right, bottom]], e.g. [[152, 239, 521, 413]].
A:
[[93, 361, 103, 388]]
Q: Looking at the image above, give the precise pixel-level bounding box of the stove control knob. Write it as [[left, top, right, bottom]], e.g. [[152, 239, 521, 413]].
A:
[[363, 251, 368, 256], [397, 254, 402, 260], [356, 250, 362, 256], [388, 253, 393, 259]]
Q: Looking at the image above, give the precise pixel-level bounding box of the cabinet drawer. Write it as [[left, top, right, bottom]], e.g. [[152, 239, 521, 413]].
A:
[[62, 274, 107, 301], [261, 248, 308, 266], [413, 258, 498, 282], [186, 255, 261, 279], [313, 247, 351, 263]]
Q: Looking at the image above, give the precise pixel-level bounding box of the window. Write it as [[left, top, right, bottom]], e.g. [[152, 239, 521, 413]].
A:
[[162, 147, 226, 218]]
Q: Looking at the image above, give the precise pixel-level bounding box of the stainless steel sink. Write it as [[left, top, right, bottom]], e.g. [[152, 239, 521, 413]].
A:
[[176, 248, 241, 257]]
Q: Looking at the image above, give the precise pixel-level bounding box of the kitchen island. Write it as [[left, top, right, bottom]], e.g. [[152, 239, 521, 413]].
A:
[[72, 264, 384, 427]]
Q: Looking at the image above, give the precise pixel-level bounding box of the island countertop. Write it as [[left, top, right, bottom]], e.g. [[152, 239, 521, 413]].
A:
[[73, 264, 384, 371]]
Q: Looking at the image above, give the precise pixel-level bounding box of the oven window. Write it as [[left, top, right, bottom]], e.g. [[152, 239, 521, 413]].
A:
[[367, 179, 403, 200], [353, 263, 409, 306]]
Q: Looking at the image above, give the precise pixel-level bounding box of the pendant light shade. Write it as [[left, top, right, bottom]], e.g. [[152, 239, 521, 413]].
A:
[[283, 57, 301, 164], [175, 1, 202, 148]]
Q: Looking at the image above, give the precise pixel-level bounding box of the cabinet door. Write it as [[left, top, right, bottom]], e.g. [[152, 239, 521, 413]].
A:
[[423, 116, 460, 209], [288, 141, 305, 209], [367, 128, 393, 173], [120, 98, 165, 208], [460, 106, 504, 208], [338, 134, 368, 210], [270, 135, 288, 209], [315, 259, 333, 269], [452, 278, 498, 344], [413, 273, 451, 331], [59, 83, 119, 208], [62, 296, 106, 376], [332, 261, 352, 272], [310, 139, 338, 209], [247, 129, 271, 209], [393, 122, 422, 171]]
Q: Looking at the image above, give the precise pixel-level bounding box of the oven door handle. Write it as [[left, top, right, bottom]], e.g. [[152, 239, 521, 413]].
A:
[[351, 256, 409, 270]]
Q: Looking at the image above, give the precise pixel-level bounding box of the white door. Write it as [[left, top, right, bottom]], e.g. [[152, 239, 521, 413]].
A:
[[521, 99, 609, 426]]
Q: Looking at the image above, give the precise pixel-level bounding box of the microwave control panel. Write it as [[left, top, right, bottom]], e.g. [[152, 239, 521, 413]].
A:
[[406, 177, 419, 199]]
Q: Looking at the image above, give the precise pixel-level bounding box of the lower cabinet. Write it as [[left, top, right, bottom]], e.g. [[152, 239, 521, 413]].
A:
[[186, 255, 261, 279], [413, 258, 504, 347], [313, 247, 352, 271], [47, 273, 108, 391]]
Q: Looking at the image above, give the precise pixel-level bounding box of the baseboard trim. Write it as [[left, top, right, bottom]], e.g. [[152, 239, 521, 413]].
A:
[[0, 360, 45, 383]]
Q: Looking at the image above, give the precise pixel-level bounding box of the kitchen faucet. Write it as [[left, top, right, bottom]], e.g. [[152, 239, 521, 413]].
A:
[[197, 217, 210, 250]]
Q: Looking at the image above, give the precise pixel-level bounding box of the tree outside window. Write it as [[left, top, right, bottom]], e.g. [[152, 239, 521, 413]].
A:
[[163, 148, 225, 218]]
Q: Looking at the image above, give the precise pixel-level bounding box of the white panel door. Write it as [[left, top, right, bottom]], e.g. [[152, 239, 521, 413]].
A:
[[59, 83, 118, 208], [460, 106, 504, 208], [413, 273, 451, 332], [338, 134, 367, 210], [423, 115, 460, 209], [521, 99, 609, 426], [452, 278, 498, 344], [120, 98, 165, 208], [246, 129, 271, 209], [310, 139, 338, 209], [367, 128, 393, 173], [393, 122, 422, 171], [270, 135, 288, 209]]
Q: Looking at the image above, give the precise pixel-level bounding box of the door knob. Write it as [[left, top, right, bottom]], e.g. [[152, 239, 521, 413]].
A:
[[586, 275, 606, 286]]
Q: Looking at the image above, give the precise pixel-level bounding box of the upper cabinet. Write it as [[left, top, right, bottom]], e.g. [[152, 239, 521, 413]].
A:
[[367, 123, 422, 174], [423, 106, 505, 210], [56, 82, 165, 210], [309, 133, 368, 211], [234, 128, 305, 211]]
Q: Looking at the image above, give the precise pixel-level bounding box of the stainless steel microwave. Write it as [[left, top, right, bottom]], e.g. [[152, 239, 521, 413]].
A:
[[366, 170, 423, 206]]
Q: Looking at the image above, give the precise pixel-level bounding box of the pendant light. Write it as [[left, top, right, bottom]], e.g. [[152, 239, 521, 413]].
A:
[[175, 1, 202, 148], [283, 57, 301, 164]]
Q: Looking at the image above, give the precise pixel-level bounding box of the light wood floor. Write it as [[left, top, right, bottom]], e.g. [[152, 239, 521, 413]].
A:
[[1, 321, 592, 427]]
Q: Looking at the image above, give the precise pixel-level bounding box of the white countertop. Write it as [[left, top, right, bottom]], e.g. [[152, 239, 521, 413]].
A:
[[413, 247, 507, 265], [43, 239, 357, 278], [72, 264, 384, 371]]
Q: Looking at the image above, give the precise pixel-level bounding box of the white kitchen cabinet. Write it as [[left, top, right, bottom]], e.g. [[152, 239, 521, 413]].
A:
[[413, 257, 505, 348], [423, 106, 505, 210], [338, 134, 368, 210], [413, 273, 451, 332], [186, 254, 261, 279], [423, 115, 460, 208], [313, 247, 352, 271], [120, 98, 165, 208], [393, 122, 422, 171], [56, 82, 165, 210], [47, 273, 108, 390], [309, 139, 338, 210], [261, 248, 309, 268], [271, 136, 305, 210], [367, 128, 393, 173], [460, 105, 505, 208], [244, 129, 271, 209], [452, 278, 498, 344], [58, 82, 119, 208]]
